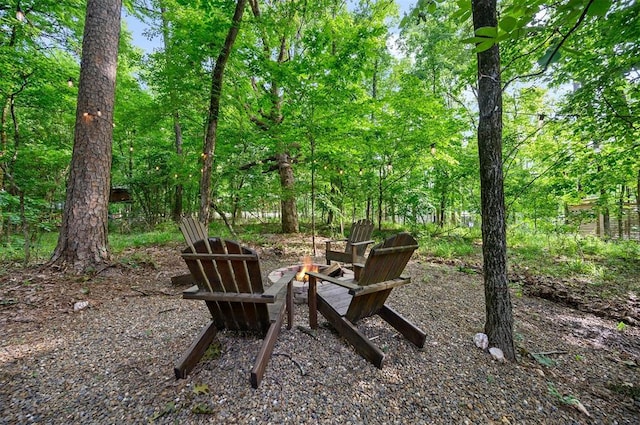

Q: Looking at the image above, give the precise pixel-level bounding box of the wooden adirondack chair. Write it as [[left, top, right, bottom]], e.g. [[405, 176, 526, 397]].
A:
[[175, 237, 294, 388], [325, 219, 375, 266], [308, 232, 426, 368]]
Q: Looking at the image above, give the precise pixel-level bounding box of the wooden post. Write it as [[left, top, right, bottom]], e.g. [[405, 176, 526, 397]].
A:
[[308, 275, 317, 329]]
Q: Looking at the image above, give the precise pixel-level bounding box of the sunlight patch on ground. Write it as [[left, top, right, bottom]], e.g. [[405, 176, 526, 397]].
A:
[[0, 337, 65, 364]]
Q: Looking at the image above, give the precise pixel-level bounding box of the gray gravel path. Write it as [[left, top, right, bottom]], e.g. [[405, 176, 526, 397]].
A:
[[1, 247, 639, 424]]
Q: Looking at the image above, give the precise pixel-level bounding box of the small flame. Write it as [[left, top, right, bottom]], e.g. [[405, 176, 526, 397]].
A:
[[295, 256, 318, 282]]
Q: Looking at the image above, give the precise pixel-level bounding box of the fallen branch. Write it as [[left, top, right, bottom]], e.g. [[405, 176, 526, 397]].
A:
[[274, 352, 306, 376], [158, 307, 178, 314], [531, 350, 568, 356], [296, 325, 318, 339]]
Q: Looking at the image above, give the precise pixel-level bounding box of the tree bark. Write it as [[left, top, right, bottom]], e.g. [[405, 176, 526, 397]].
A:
[[49, 0, 122, 272], [199, 0, 247, 225], [472, 0, 515, 360]]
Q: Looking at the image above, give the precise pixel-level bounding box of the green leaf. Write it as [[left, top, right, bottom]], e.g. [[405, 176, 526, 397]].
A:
[[537, 46, 561, 67], [496, 32, 512, 43], [461, 36, 488, 45], [475, 26, 497, 38], [451, 6, 471, 21], [191, 402, 214, 414], [499, 16, 518, 32], [531, 353, 556, 367], [587, 0, 612, 17], [475, 40, 495, 53], [456, 0, 471, 10]]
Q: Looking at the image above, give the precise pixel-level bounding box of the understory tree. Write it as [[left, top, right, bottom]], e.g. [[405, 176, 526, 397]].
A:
[[470, 0, 515, 360]]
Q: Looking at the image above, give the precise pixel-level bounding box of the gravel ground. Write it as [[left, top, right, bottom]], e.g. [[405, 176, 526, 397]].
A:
[[1, 240, 639, 424]]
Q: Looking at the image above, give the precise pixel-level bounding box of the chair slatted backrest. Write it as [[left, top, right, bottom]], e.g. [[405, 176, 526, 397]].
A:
[[345, 219, 374, 257], [180, 216, 209, 252], [346, 233, 418, 322], [182, 238, 270, 332]]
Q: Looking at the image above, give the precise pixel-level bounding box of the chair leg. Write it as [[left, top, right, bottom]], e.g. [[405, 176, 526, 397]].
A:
[[308, 275, 319, 329], [174, 321, 218, 379], [378, 305, 427, 348], [250, 303, 285, 388], [317, 296, 385, 368], [286, 279, 293, 330]]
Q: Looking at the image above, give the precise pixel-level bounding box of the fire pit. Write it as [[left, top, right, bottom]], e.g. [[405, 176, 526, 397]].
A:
[[267, 259, 347, 304]]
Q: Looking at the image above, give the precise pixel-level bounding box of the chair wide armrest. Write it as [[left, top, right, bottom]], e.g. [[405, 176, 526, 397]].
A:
[[350, 240, 375, 247], [305, 271, 360, 291], [183, 290, 277, 303], [263, 270, 296, 298], [349, 277, 411, 296]]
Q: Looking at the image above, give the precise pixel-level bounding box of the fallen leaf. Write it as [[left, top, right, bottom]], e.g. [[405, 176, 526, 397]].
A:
[[193, 383, 210, 395], [571, 399, 591, 417]]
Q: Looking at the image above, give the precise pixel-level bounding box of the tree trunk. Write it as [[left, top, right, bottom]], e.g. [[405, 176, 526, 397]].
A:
[[327, 207, 334, 226], [601, 187, 610, 239], [172, 112, 184, 222], [439, 192, 446, 227], [378, 166, 384, 231], [247, 1, 299, 233], [278, 153, 299, 233], [199, 0, 246, 225], [1, 8, 22, 195], [49, 0, 121, 273], [626, 186, 632, 238], [160, 2, 185, 223], [618, 185, 625, 239], [472, 0, 515, 361], [310, 129, 317, 256]]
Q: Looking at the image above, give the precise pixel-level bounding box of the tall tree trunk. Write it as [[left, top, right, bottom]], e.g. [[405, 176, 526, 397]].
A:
[[618, 185, 625, 239], [625, 186, 631, 238], [472, 0, 515, 360], [637, 169, 640, 242], [378, 165, 384, 231], [247, 1, 299, 233], [199, 0, 247, 225], [601, 187, 610, 239], [310, 131, 317, 256], [1, 7, 21, 195], [439, 191, 446, 227], [159, 2, 185, 222], [49, 0, 121, 272], [278, 153, 299, 233]]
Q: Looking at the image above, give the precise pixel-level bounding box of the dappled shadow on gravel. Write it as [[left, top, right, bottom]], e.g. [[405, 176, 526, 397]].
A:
[[1, 238, 639, 424], [518, 274, 640, 326]]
